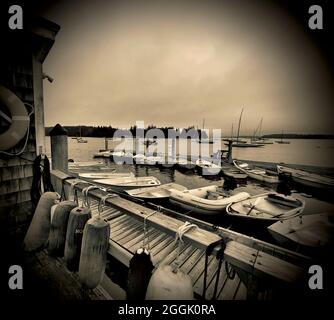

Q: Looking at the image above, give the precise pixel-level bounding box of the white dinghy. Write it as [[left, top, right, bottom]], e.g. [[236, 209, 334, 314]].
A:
[[234, 160, 279, 184], [277, 165, 334, 191], [125, 183, 187, 200], [226, 192, 305, 223], [195, 159, 221, 176], [169, 185, 250, 215], [79, 171, 134, 180], [268, 212, 334, 249], [94, 176, 161, 191]]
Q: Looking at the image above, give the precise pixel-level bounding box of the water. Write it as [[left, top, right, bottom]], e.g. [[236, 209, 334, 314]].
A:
[[46, 137, 334, 167], [45, 137, 334, 242]]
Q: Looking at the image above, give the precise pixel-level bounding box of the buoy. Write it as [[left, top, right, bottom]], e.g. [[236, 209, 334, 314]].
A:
[[78, 216, 110, 288], [23, 192, 60, 252], [145, 264, 193, 300], [127, 248, 154, 300], [64, 206, 91, 271], [146, 221, 196, 300], [47, 200, 77, 256]]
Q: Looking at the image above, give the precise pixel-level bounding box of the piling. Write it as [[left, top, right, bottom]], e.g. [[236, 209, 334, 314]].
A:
[[50, 124, 68, 172]]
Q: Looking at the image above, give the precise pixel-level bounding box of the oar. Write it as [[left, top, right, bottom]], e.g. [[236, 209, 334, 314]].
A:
[[246, 197, 261, 215], [243, 203, 286, 217]]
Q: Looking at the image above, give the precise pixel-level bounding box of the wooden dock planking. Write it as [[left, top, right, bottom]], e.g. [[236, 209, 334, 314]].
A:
[[52, 174, 309, 300]]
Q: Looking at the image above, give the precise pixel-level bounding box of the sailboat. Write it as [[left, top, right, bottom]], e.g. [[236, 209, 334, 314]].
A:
[[197, 118, 214, 144], [251, 118, 273, 144], [77, 125, 88, 143], [232, 108, 264, 148], [275, 130, 290, 144]]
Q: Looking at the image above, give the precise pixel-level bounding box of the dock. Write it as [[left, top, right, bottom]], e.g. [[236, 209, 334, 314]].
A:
[[51, 170, 309, 300]]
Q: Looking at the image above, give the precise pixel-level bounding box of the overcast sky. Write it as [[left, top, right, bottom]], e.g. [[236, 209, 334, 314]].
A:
[[42, 0, 334, 134]]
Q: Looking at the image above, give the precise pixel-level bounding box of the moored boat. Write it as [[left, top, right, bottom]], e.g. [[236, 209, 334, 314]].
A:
[[176, 157, 196, 171], [277, 165, 334, 191], [93, 150, 113, 158], [79, 171, 134, 180], [234, 160, 279, 184], [267, 212, 334, 249], [195, 159, 221, 176], [226, 192, 305, 223], [93, 176, 161, 191], [68, 160, 105, 169], [169, 185, 250, 215], [125, 183, 187, 200], [133, 154, 146, 165]]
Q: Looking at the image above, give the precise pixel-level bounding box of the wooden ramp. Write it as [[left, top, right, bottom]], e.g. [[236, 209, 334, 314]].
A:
[[84, 199, 248, 300], [51, 171, 308, 301]]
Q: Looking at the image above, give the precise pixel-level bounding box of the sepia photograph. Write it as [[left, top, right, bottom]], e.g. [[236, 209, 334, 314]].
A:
[[0, 0, 333, 312]]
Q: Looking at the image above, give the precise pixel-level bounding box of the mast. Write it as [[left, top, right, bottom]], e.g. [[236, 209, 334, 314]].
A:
[[236, 108, 244, 143], [231, 123, 234, 139]]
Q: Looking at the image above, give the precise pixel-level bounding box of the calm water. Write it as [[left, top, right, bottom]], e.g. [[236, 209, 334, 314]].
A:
[[45, 137, 334, 240], [46, 137, 334, 167]]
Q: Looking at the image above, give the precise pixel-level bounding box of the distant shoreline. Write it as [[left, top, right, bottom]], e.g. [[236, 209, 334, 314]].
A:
[[45, 126, 334, 139]]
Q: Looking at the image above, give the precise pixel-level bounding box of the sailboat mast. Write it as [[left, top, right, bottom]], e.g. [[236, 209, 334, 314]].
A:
[[236, 108, 243, 143]]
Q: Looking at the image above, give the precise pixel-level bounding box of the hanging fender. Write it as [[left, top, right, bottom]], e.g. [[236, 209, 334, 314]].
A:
[[0, 86, 29, 151]]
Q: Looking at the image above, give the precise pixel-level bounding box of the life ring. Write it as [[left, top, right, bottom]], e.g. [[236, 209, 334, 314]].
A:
[[0, 86, 29, 151]]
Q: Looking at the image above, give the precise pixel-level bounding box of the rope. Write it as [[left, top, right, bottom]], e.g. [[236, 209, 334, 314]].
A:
[[225, 261, 236, 280], [98, 193, 118, 216], [81, 185, 101, 207], [142, 209, 160, 252], [171, 221, 198, 273], [69, 180, 83, 204]]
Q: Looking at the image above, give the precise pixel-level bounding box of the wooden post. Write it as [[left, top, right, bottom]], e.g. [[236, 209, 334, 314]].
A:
[[171, 137, 176, 160], [227, 140, 233, 164], [105, 137, 108, 151], [50, 124, 68, 172]]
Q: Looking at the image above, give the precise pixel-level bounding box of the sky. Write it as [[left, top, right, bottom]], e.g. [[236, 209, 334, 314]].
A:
[[41, 0, 334, 135]]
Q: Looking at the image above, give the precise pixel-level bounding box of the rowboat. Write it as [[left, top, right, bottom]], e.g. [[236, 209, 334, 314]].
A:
[[68, 161, 105, 168], [221, 165, 247, 179], [268, 212, 334, 249], [196, 159, 221, 176], [93, 151, 113, 158], [93, 176, 161, 191], [125, 183, 187, 200], [226, 192, 305, 223], [234, 160, 279, 184], [169, 185, 250, 215], [277, 165, 334, 190], [133, 154, 146, 165], [79, 171, 134, 180]]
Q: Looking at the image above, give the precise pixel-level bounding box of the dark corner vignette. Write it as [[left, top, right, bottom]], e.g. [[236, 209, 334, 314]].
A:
[[0, 0, 333, 314]]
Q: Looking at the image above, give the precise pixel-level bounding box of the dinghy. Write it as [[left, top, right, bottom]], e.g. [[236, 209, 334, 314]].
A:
[[234, 160, 279, 184], [94, 176, 161, 191], [169, 185, 250, 215], [125, 183, 187, 200], [221, 164, 247, 179], [133, 154, 146, 165], [226, 192, 305, 223], [277, 165, 334, 191], [195, 159, 221, 176], [93, 151, 113, 158], [268, 212, 334, 249], [68, 161, 105, 169], [79, 171, 134, 180]]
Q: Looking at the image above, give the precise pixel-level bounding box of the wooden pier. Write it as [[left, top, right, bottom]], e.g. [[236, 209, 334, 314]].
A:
[[51, 170, 310, 300]]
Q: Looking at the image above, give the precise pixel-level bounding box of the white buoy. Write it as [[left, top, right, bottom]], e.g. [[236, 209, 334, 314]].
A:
[[64, 206, 91, 271], [78, 217, 110, 288], [145, 265, 194, 300], [47, 200, 77, 256], [23, 192, 60, 252]]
